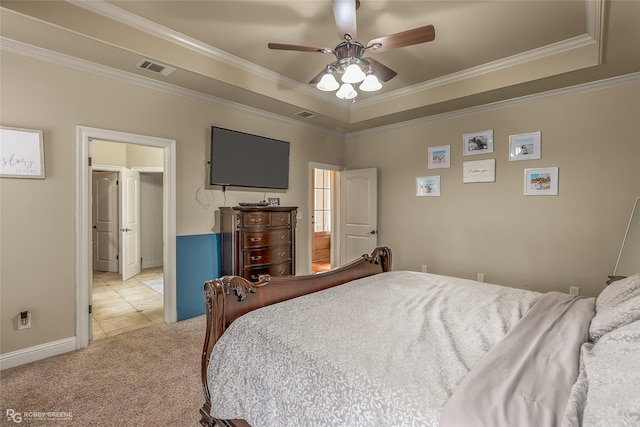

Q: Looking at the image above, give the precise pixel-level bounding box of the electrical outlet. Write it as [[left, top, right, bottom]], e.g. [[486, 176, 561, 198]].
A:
[[421, 265, 428, 273], [569, 286, 580, 296], [477, 272, 485, 282], [18, 312, 32, 330]]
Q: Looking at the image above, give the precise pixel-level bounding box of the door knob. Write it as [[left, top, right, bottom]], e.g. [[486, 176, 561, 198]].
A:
[[370, 230, 377, 235]]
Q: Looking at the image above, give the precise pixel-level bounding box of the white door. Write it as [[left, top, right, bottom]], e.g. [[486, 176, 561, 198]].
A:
[[339, 168, 378, 265], [92, 171, 119, 272], [121, 168, 141, 280]]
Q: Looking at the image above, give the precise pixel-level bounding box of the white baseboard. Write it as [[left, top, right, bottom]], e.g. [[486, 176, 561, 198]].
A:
[[0, 337, 77, 370], [142, 259, 163, 269]]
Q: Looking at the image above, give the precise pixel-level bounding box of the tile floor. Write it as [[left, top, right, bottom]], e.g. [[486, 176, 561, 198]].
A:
[[91, 266, 164, 340]]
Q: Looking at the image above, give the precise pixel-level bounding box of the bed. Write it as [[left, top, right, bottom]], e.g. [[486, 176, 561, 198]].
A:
[[200, 247, 640, 427]]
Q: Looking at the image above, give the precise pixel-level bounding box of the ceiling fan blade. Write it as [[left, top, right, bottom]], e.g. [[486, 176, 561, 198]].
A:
[[332, 0, 357, 41], [365, 57, 397, 82], [367, 24, 435, 52], [268, 43, 332, 53]]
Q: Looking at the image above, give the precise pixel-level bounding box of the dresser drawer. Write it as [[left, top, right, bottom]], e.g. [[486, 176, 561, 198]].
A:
[[270, 211, 291, 227], [243, 229, 291, 248], [242, 212, 270, 228], [244, 262, 292, 281], [244, 246, 291, 266]]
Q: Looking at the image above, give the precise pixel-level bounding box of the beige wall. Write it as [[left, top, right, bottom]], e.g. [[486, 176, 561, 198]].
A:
[[92, 140, 127, 166], [0, 51, 344, 355], [345, 81, 640, 297], [92, 140, 164, 169]]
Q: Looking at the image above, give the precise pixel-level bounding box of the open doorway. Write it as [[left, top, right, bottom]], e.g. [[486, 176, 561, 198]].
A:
[[311, 168, 333, 274], [90, 144, 165, 340], [76, 126, 176, 350], [310, 163, 343, 274]]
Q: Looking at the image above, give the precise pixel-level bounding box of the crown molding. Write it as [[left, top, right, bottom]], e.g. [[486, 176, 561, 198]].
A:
[[67, 0, 602, 111], [4, 34, 634, 140], [0, 37, 342, 137], [354, 33, 598, 109], [347, 72, 640, 137], [67, 0, 334, 104]]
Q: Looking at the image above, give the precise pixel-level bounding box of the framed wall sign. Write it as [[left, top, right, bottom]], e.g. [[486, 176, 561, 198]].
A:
[[0, 126, 45, 179], [463, 159, 496, 183]]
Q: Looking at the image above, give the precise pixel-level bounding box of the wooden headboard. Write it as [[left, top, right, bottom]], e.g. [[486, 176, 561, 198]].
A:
[[199, 246, 392, 427]]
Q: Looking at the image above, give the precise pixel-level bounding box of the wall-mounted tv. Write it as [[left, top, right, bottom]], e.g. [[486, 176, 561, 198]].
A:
[[210, 126, 290, 190]]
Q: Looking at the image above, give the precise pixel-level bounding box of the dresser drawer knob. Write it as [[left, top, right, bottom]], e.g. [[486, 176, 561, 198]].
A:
[[250, 237, 262, 243], [250, 218, 263, 224], [279, 235, 285, 240], [278, 269, 285, 275], [279, 252, 285, 257], [278, 217, 285, 222], [251, 255, 263, 261]]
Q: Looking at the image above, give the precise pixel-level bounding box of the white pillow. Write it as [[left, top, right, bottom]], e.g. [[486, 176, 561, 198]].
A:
[[589, 273, 640, 343]]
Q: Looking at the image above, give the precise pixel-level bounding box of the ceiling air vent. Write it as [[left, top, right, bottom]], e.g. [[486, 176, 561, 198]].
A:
[[295, 111, 316, 118], [136, 59, 176, 76]]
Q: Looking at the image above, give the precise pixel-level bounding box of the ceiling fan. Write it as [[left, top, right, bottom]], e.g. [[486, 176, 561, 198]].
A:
[[267, 0, 435, 99]]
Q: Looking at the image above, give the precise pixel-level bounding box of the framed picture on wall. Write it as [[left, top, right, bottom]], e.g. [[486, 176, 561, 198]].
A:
[[463, 129, 493, 156], [0, 126, 45, 179], [428, 145, 450, 169], [416, 176, 441, 197], [509, 131, 541, 161], [524, 167, 558, 196]]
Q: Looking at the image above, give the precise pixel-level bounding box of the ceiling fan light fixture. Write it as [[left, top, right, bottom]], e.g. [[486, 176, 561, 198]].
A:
[[269, 1, 436, 103], [341, 63, 366, 83], [336, 83, 358, 100], [317, 73, 340, 91], [359, 74, 382, 91]]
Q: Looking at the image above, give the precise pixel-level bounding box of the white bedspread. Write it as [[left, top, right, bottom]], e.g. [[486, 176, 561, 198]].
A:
[[207, 271, 541, 427]]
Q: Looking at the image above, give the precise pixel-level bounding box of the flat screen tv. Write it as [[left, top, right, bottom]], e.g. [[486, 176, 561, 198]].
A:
[[210, 126, 290, 190]]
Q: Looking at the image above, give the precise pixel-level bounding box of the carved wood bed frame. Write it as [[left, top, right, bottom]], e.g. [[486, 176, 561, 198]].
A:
[[200, 246, 392, 427]]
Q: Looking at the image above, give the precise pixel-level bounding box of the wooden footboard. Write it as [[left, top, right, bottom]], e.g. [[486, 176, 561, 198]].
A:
[[200, 246, 392, 427]]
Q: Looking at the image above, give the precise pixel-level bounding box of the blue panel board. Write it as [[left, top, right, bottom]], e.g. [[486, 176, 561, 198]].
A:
[[176, 233, 220, 321]]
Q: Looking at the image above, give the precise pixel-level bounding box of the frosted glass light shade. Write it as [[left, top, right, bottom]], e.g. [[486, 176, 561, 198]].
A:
[[316, 73, 339, 91], [359, 74, 382, 91], [336, 83, 357, 99], [341, 64, 366, 83]]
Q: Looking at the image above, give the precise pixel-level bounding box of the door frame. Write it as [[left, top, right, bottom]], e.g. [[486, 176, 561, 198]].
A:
[[76, 126, 177, 349], [307, 162, 344, 274]]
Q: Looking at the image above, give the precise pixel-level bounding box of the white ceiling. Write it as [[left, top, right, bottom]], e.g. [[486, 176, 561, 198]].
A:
[[1, 0, 639, 133]]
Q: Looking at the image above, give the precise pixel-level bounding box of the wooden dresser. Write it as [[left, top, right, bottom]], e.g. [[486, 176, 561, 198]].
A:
[[220, 206, 297, 281]]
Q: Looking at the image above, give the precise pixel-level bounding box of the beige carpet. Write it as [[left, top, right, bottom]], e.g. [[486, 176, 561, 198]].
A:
[[1, 316, 206, 426]]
